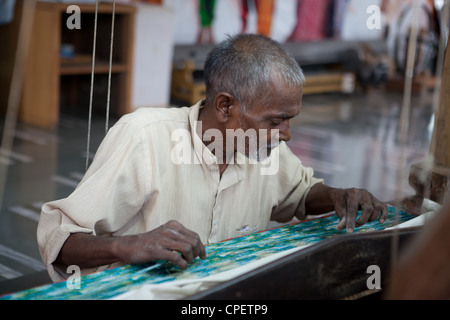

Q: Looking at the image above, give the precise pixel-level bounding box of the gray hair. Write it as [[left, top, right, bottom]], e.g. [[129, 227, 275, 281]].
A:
[[204, 34, 305, 111]]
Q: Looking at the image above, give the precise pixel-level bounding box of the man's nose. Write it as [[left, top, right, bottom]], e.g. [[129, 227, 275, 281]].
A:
[[278, 121, 291, 142]]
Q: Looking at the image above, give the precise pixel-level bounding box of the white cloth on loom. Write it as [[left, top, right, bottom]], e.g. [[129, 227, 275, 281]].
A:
[[37, 100, 323, 282], [112, 199, 442, 300], [386, 198, 441, 230]]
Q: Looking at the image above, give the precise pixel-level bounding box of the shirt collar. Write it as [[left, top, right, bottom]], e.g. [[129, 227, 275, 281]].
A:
[[189, 100, 216, 165], [188, 101, 242, 187]]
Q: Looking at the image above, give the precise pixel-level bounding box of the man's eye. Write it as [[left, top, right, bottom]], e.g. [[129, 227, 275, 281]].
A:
[[271, 120, 282, 126]]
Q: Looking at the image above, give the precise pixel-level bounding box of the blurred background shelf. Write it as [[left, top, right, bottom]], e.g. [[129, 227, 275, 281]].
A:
[[1, 1, 136, 129]]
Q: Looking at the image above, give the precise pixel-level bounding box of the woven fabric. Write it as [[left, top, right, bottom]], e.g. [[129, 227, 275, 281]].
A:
[[1, 205, 415, 300]]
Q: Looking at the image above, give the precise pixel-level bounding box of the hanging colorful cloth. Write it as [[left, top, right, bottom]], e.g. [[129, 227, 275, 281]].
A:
[[199, 0, 216, 28], [241, 0, 274, 36], [142, 0, 163, 4], [198, 0, 216, 43], [255, 0, 274, 37], [241, 0, 249, 32], [241, 0, 256, 33], [288, 0, 331, 41]]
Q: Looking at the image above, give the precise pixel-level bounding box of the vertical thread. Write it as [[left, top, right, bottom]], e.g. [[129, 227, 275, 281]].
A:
[[105, 0, 116, 135], [86, 0, 99, 171]]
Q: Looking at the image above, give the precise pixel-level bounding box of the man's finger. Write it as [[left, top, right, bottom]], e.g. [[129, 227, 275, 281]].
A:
[[368, 194, 389, 224], [174, 242, 196, 263], [159, 249, 189, 270], [335, 199, 347, 231], [345, 189, 360, 233], [336, 215, 347, 231], [177, 226, 207, 260], [356, 192, 374, 227], [164, 220, 207, 261], [379, 202, 389, 224]]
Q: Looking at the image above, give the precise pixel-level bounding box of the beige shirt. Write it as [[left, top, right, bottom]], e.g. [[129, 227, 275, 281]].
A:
[[37, 101, 323, 281]]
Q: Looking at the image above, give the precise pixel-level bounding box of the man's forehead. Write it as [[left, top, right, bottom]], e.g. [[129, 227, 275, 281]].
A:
[[264, 106, 301, 118], [243, 100, 301, 120]]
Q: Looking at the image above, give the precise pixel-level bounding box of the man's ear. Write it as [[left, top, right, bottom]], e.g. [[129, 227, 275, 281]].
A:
[[214, 92, 237, 123]]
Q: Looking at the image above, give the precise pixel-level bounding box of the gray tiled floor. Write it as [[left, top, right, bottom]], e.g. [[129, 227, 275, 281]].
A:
[[0, 89, 434, 293], [288, 90, 433, 201], [0, 111, 114, 291]]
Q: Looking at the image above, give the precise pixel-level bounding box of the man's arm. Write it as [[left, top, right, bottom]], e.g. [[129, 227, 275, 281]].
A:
[[304, 183, 388, 233], [55, 220, 207, 270]]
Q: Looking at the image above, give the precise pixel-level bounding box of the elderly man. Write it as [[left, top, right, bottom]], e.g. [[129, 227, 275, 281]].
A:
[[37, 34, 388, 282]]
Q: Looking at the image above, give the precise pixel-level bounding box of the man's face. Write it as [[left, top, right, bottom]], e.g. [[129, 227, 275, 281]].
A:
[[229, 78, 303, 161]]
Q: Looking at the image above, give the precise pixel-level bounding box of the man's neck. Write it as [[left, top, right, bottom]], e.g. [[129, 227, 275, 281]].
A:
[[198, 104, 230, 177]]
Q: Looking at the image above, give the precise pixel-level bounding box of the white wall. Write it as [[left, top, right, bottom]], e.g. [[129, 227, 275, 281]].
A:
[[131, 3, 175, 109], [340, 0, 384, 41]]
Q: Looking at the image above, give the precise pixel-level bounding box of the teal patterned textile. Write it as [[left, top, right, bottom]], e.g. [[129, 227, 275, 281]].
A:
[[1, 205, 414, 300]]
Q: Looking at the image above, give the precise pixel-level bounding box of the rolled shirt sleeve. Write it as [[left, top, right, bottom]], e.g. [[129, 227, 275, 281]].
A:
[[37, 120, 150, 281]]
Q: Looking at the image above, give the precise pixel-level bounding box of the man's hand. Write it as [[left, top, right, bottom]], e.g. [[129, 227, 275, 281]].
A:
[[328, 188, 388, 233], [56, 220, 206, 271], [117, 220, 207, 269], [305, 183, 389, 233]]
